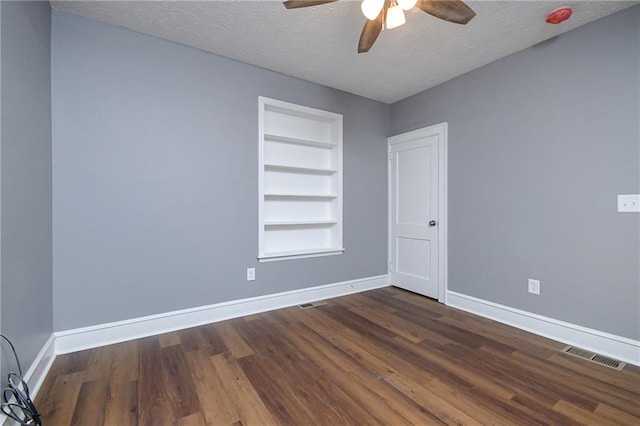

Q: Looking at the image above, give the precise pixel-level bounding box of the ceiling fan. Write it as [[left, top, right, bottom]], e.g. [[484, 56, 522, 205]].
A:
[[283, 0, 476, 53]]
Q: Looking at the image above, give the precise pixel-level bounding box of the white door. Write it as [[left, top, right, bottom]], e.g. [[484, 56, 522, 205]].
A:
[[388, 124, 446, 300]]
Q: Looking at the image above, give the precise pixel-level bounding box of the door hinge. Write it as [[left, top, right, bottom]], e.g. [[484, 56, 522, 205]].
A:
[[388, 151, 393, 161]]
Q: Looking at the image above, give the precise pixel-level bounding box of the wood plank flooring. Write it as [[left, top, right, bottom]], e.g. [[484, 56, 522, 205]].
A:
[[36, 287, 640, 425]]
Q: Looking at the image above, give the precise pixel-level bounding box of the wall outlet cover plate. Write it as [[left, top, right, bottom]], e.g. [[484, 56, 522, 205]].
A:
[[246, 268, 256, 281], [528, 278, 540, 295], [617, 194, 640, 212]]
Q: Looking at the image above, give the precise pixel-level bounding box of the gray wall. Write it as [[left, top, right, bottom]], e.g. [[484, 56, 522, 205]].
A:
[[391, 7, 640, 340], [1, 1, 53, 372], [51, 11, 389, 331]]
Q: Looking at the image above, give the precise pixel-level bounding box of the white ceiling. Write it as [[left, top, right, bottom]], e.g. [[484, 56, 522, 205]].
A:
[[50, 0, 637, 103]]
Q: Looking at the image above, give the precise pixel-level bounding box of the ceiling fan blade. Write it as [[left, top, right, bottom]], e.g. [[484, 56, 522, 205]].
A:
[[358, 9, 384, 53], [283, 0, 338, 9], [416, 0, 476, 25]]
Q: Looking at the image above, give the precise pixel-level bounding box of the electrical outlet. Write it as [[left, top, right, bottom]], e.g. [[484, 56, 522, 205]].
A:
[[528, 279, 540, 295], [618, 194, 640, 212], [246, 268, 255, 281]]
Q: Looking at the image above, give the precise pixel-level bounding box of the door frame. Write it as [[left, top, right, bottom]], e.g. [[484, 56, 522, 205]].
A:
[[387, 122, 448, 303]]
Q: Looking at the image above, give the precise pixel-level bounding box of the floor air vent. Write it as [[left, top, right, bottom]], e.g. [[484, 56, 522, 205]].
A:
[[298, 300, 327, 309], [561, 346, 626, 371]]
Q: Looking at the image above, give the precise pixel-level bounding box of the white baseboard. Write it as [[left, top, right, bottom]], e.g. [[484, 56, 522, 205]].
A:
[[446, 290, 640, 367], [0, 334, 57, 426], [55, 275, 390, 355], [23, 333, 56, 398]]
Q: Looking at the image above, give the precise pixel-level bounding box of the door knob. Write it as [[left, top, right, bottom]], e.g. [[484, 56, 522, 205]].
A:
[[429, 220, 437, 227]]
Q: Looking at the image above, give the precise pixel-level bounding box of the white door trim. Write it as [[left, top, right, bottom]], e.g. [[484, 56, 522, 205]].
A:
[[388, 123, 448, 303]]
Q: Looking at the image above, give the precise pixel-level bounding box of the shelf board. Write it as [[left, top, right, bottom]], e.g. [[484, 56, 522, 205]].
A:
[[264, 193, 337, 200], [264, 220, 337, 227], [264, 163, 337, 175], [263, 133, 336, 148]]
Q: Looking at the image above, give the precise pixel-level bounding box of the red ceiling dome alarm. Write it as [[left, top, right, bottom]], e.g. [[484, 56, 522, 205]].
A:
[[546, 7, 572, 24]]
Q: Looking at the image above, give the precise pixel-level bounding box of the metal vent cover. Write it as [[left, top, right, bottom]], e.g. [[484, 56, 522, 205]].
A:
[[298, 300, 327, 309], [561, 346, 626, 371]]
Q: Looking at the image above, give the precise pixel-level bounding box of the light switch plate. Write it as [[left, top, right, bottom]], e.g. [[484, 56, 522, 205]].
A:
[[617, 194, 640, 212]]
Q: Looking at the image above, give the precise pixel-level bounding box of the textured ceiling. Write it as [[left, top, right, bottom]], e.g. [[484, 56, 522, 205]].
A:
[[50, 0, 638, 103]]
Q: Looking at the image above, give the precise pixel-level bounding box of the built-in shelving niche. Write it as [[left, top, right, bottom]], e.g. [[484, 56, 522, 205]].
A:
[[258, 97, 343, 261]]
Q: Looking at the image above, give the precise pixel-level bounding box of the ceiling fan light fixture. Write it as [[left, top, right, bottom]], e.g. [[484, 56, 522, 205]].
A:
[[397, 0, 417, 10], [361, 0, 384, 20], [386, 1, 406, 29], [282, 0, 476, 53]]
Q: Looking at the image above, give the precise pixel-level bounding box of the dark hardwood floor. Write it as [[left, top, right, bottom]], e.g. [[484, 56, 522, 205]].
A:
[[36, 287, 640, 425]]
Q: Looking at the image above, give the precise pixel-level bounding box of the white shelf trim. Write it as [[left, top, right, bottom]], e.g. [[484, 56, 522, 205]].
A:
[[264, 193, 338, 199], [264, 163, 337, 175], [263, 133, 336, 148], [264, 220, 337, 227]]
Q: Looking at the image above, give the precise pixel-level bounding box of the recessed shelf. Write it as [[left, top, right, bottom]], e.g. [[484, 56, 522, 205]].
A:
[[264, 163, 337, 175], [264, 220, 337, 227], [259, 97, 342, 262], [264, 193, 337, 200], [264, 133, 336, 148]]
